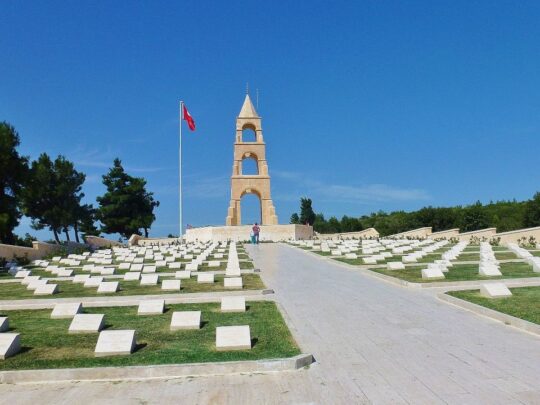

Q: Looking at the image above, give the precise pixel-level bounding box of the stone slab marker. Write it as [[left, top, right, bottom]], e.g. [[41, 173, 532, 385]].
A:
[[175, 270, 191, 279], [138, 299, 165, 315], [480, 283, 512, 298], [84, 277, 103, 287], [221, 296, 246, 313], [387, 262, 405, 270], [0, 333, 20, 359], [162, 279, 181, 291], [140, 274, 159, 285], [170, 311, 201, 330], [124, 272, 141, 281], [197, 273, 214, 284], [216, 325, 251, 351], [0, 317, 9, 332], [68, 314, 105, 333], [51, 303, 82, 319], [421, 268, 445, 280], [34, 284, 58, 295], [73, 274, 91, 283], [95, 330, 136, 357], [97, 281, 119, 293], [224, 277, 243, 288]]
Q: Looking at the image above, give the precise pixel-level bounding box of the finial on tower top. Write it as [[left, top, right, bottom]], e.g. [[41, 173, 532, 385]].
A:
[[246, 82, 249, 95]]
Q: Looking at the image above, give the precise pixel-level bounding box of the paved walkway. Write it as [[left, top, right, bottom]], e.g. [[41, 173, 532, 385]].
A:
[[1, 244, 540, 404]]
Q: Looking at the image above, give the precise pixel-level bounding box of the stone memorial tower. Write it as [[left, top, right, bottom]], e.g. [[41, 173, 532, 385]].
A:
[[225, 94, 278, 226]]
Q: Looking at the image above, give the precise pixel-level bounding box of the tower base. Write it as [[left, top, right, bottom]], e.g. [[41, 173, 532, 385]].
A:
[[185, 224, 313, 243]]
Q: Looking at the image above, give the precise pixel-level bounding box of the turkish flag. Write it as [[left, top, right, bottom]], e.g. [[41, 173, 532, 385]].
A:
[[182, 104, 196, 131]]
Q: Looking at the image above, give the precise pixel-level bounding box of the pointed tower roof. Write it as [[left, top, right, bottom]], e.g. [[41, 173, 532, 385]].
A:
[[238, 94, 259, 118]]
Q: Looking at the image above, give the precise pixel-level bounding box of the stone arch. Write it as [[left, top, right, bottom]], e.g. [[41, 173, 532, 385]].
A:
[[239, 188, 262, 225], [241, 123, 257, 142], [240, 152, 259, 175]]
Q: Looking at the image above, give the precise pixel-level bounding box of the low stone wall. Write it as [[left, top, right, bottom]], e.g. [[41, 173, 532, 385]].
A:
[[0, 241, 79, 261], [457, 228, 497, 242], [429, 228, 460, 240], [316, 228, 380, 240], [495, 226, 540, 244], [129, 236, 180, 247], [387, 227, 432, 239], [184, 224, 313, 243], [85, 236, 124, 249]]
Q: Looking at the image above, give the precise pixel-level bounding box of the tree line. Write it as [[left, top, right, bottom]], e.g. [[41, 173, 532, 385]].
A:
[[290, 194, 540, 236], [0, 122, 159, 245]]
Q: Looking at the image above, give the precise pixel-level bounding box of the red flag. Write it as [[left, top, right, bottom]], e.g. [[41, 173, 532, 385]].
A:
[[182, 104, 196, 131]]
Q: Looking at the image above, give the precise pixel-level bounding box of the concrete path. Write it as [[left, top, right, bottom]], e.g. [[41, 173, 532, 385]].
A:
[[1, 244, 540, 404]]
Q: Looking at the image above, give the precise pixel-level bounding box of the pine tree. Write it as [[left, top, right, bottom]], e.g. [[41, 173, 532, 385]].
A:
[[0, 122, 29, 244], [97, 159, 159, 239]]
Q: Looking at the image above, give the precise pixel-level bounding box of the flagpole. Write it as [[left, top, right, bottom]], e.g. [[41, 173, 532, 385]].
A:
[[179, 101, 183, 241]]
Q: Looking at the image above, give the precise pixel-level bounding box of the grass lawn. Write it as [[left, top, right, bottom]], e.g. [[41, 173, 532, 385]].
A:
[[448, 286, 540, 325], [313, 251, 331, 256], [370, 262, 539, 283], [456, 253, 480, 261], [0, 274, 265, 300], [0, 301, 300, 370], [494, 251, 518, 260]]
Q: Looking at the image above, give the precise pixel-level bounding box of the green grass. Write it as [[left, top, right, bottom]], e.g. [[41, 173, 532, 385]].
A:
[[0, 274, 265, 300], [0, 301, 300, 370], [494, 251, 518, 260], [370, 262, 539, 283], [448, 286, 540, 325], [455, 252, 479, 260]]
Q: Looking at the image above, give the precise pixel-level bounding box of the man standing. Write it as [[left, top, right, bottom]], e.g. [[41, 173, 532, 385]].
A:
[[252, 222, 260, 244]]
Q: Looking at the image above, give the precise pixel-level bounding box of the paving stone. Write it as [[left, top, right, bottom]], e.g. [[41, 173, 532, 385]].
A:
[[94, 330, 136, 357], [68, 314, 104, 334], [170, 311, 201, 330], [216, 325, 251, 351], [51, 302, 82, 319]]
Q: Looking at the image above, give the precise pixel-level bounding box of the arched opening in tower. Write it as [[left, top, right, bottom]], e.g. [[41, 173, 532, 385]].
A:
[[241, 125, 257, 142], [241, 157, 259, 175], [240, 193, 262, 225]]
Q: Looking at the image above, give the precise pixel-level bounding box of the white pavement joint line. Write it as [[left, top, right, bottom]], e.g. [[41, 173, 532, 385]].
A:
[[0, 354, 314, 384], [437, 293, 540, 337], [0, 290, 274, 310]]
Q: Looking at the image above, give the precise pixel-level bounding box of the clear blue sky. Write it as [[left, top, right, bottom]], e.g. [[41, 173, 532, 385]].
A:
[[2, 1, 540, 239]]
